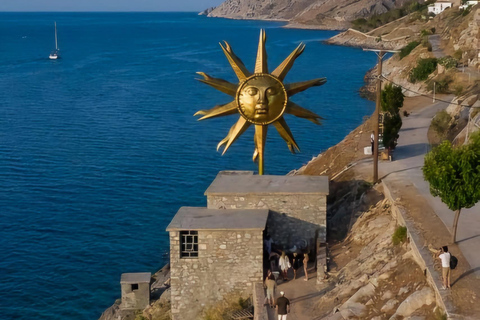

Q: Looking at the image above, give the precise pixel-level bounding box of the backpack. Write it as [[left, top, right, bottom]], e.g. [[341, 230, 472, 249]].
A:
[[450, 255, 458, 270]]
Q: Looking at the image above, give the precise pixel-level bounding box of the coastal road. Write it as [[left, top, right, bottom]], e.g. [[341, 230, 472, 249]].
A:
[[378, 96, 480, 275]]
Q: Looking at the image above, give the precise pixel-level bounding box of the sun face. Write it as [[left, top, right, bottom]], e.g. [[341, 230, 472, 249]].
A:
[[195, 30, 326, 175], [237, 74, 287, 125]]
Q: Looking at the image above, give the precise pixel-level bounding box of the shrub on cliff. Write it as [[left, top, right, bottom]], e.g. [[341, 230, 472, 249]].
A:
[[399, 41, 420, 59], [426, 75, 453, 94], [423, 132, 480, 243], [409, 58, 437, 83], [438, 56, 458, 69], [392, 226, 407, 245], [430, 110, 452, 138]]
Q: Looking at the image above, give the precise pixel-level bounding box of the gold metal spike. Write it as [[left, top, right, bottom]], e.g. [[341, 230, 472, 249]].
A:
[[273, 117, 300, 153], [285, 78, 327, 97], [196, 72, 237, 96], [285, 101, 324, 125], [194, 101, 238, 120], [254, 125, 268, 175], [271, 43, 305, 81], [252, 147, 259, 162], [220, 117, 251, 155], [220, 41, 251, 81], [254, 29, 268, 74]]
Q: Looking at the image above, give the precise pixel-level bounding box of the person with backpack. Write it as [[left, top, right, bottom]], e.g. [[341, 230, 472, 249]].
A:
[[438, 246, 451, 289]]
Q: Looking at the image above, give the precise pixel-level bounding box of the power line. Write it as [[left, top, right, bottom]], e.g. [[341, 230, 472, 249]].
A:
[[380, 75, 479, 108]]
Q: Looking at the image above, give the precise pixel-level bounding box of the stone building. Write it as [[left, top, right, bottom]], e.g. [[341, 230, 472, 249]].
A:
[[166, 207, 269, 320], [166, 171, 329, 319], [120, 272, 151, 310], [205, 172, 329, 251]]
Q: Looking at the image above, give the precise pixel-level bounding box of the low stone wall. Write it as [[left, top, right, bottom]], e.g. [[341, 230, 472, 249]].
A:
[[382, 181, 456, 318], [253, 282, 268, 320], [169, 229, 263, 320], [316, 239, 327, 286]]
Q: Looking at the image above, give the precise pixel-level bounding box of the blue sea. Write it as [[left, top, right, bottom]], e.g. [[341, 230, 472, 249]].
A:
[[0, 12, 375, 320]]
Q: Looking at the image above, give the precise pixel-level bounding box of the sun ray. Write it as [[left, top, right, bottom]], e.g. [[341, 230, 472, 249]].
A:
[[285, 78, 327, 97], [196, 72, 237, 96], [220, 41, 252, 81], [271, 43, 305, 81], [254, 29, 268, 74], [219, 117, 251, 155], [254, 125, 268, 175], [273, 117, 300, 153], [285, 101, 324, 125], [194, 101, 238, 120]]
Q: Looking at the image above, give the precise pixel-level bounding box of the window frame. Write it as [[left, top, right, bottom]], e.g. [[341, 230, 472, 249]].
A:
[[180, 230, 199, 258]]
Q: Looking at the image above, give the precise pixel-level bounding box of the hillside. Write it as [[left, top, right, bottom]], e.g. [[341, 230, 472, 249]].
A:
[[206, 0, 413, 30]]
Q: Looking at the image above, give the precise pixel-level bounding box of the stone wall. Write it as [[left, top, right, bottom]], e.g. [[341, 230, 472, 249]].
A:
[[169, 229, 263, 320], [207, 194, 327, 250]]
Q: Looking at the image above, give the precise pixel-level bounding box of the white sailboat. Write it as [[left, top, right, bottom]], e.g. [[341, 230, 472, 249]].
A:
[[49, 22, 60, 60]]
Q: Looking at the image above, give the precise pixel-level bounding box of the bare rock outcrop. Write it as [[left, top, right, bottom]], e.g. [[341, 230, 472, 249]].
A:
[[207, 0, 413, 30], [313, 196, 440, 319]]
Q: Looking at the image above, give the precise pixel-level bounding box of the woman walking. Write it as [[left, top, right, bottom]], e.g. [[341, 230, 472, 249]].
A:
[[303, 253, 309, 281], [279, 251, 291, 281], [292, 253, 301, 280]]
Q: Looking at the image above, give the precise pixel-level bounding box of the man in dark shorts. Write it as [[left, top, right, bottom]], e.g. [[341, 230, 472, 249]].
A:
[[276, 291, 290, 320]]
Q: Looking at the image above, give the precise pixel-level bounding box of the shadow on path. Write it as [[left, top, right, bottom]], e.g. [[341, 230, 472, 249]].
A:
[[394, 143, 430, 160], [452, 266, 480, 286]]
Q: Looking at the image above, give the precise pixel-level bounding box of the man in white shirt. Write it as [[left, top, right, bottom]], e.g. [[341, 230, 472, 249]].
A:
[[438, 246, 451, 289]]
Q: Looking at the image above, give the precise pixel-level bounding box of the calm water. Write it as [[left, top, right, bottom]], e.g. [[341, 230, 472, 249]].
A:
[[0, 12, 375, 320]]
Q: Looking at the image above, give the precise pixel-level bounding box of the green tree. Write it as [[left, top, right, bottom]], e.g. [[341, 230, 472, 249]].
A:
[[423, 132, 480, 243], [381, 84, 404, 149]]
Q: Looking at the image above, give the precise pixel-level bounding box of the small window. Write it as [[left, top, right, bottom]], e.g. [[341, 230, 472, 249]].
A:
[[180, 230, 198, 258], [131, 283, 138, 291]]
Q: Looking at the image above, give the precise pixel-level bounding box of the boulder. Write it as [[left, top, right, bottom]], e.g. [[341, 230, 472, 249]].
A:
[[381, 290, 394, 300], [390, 287, 435, 318], [340, 302, 367, 318], [381, 298, 399, 313]]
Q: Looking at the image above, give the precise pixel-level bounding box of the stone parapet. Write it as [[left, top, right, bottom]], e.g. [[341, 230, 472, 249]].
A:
[[253, 282, 268, 320], [382, 181, 457, 318]]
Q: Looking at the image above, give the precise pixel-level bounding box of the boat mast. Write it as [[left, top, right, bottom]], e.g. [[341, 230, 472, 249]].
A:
[[54, 22, 58, 50]]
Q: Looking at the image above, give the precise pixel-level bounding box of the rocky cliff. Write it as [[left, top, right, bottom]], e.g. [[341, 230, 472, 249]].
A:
[[207, 0, 411, 30]]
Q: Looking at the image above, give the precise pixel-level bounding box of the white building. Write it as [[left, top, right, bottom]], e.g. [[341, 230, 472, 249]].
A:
[[459, 0, 479, 9], [428, 1, 453, 14]]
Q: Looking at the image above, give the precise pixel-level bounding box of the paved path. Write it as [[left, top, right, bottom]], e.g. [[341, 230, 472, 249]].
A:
[[376, 97, 480, 274], [265, 263, 329, 320]]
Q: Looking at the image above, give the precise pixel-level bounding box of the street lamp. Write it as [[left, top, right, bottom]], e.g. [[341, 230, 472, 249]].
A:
[[363, 48, 399, 183]]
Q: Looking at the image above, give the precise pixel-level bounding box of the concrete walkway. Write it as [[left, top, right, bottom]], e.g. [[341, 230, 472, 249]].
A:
[[376, 97, 480, 274]]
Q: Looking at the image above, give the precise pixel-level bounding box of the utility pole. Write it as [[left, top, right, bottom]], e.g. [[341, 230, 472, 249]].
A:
[[433, 82, 436, 103], [364, 48, 399, 183]]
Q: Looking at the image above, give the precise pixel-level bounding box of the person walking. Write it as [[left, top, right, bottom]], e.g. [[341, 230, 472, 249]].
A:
[[292, 253, 301, 280], [370, 131, 375, 154], [264, 273, 277, 308], [279, 251, 291, 281], [438, 246, 451, 289], [303, 253, 309, 281], [276, 291, 290, 320]]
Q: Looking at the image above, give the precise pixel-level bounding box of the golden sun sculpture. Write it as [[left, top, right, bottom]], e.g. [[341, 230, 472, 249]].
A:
[[195, 29, 326, 175]]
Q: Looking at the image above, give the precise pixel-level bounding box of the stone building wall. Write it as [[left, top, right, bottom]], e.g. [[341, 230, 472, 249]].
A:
[[206, 194, 327, 250], [169, 229, 263, 320]]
